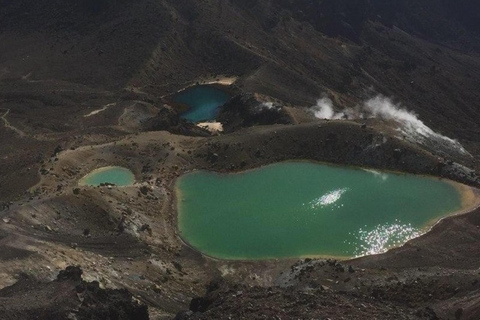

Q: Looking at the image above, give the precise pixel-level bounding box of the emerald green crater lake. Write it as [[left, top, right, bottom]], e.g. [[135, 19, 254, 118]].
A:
[[177, 162, 463, 259], [79, 167, 135, 187], [173, 85, 231, 122]]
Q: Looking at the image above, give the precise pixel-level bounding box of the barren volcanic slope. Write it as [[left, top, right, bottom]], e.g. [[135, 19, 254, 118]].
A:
[[1, 0, 480, 319]]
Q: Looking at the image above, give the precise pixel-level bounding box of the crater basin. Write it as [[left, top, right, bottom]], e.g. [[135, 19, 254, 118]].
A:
[[173, 85, 231, 122], [176, 162, 467, 260]]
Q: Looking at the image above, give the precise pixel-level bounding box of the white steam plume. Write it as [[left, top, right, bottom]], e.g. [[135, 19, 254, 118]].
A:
[[310, 95, 470, 157], [310, 96, 339, 120], [255, 102, 281, 113], [260, 102, 275, 110]]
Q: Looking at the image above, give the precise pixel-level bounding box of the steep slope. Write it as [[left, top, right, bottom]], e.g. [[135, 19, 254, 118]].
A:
[[1, 0, 479, 148], [0, 266, 148, 320]]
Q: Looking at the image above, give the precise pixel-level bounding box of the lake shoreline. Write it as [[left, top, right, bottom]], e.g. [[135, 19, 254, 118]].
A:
[[78, 166, 136, 187], [175, 160, 474, 261]]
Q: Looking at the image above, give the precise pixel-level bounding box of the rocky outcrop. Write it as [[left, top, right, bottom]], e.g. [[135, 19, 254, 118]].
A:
[[217, 93, 293, 133], [0, 266, 149, 320], [142, 106, 210, 137]]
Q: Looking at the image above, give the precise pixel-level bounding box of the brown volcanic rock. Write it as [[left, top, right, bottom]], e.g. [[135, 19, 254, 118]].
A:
[[142, 105, 210, 137], [176, 280, 425, 320], [0, 0, 479, 153], [1, 1, 480, 319], [0, 266, 149, 320], [217, 93, 293, 133]]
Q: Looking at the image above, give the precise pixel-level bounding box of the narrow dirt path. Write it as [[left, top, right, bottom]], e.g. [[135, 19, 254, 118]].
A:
[[83, 103, 116, 118], [0, 108, 27, 137]]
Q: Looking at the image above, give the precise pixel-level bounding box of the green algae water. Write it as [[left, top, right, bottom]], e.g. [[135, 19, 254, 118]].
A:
[[177, 162, 463, 259], [174, 85, 231, 122], [79, 167, 135, 187]]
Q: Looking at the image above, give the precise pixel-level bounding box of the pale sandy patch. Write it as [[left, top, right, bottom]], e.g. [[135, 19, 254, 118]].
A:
[[449, 181, 480, 214], [197, 121, 224, 133], [201, 76, 237, 86]]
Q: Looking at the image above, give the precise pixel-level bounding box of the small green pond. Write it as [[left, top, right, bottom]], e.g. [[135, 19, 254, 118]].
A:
[[173, 85, 231, 122], [176, 162, 463, 259], [79, 167, 135, 187]]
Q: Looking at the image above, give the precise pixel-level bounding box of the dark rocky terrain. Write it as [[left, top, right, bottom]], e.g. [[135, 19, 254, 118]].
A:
[[1, 0, 480, 319], [0, 266, 149, 320], [217, 93, 293, 133]]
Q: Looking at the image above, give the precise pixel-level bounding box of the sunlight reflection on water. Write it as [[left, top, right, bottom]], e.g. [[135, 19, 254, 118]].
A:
[[346, 220, 421, 257], [304, 188, 349, 212]]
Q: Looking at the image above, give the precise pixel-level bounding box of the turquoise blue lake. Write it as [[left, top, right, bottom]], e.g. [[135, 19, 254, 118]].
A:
[[177, 162, 464, 260], [173, 85, 231, 122]]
